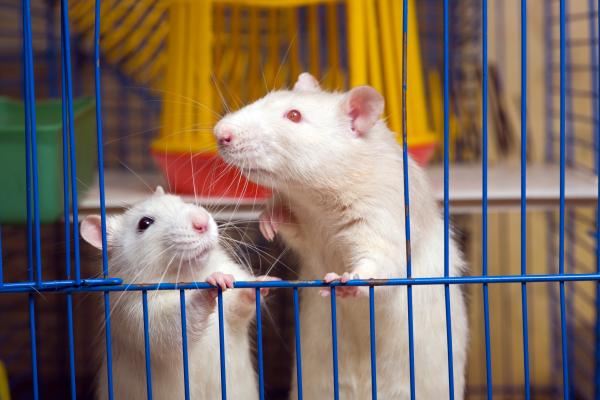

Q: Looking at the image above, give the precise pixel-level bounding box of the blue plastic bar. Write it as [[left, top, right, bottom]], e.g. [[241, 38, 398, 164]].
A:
[[401, 0, 415, 397], [595, 0, 600, 396], [256, 288, 265, 400], [330, 287, 339, 400], [368, 286, 377, 400], [217, 289, 227, 400], [442, 0, 455, 397], [520, 1, 531, 399], [28, 294, 39, 400], [67, 294, 77, 399], [482, 0, 493, 398], [179, 290, 191, 400], [23, 0, 42, 286], [142, 291, 153, 400], [103, 292, 114, 400], [293, 288, 303, 400], [94, 0, 110, 279], [60, 0, 81, 284], [559, 0, 570, 398]]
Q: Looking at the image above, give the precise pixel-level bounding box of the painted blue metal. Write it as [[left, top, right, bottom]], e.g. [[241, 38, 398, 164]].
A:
[[293, 287, 303, 400], [142, 291, 153, 400], [179, 290, 191, 400], [66, 293, 77, 399], [60, 0, 82, 285], [330, 288, 339, 400], [256, 288, 265, 400], [559, 0, 570, 398], [368, 286, 377, 400], [28, 294, 39, 400], [217, 289, 227, 400], [401, 0, 415, 397], [520, 2, 531, 399], [443, 0, 456, 397], [482, 1, 493, 398], [103, 291, 115, 400]]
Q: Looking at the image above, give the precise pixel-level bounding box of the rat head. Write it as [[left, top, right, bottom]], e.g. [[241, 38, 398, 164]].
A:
[[214, 73, 386, 190], [80, 186, 219, 282]]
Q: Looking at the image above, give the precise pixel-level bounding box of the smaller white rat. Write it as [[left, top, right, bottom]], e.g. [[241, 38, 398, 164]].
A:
[[81, 187, 276, 400]]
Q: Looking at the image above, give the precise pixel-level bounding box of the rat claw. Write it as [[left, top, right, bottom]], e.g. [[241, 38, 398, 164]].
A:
[[259, 212, 276, 241], [324, 272, 341, 283], [206, 272, 235, 291]]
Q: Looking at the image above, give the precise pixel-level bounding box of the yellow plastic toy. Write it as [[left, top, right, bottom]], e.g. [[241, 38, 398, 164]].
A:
[[70, 0, 446, 196], [0, 360, 10, 400]]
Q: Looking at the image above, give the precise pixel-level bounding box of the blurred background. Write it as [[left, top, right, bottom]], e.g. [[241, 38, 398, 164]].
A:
[[0, 0, 598, 398]]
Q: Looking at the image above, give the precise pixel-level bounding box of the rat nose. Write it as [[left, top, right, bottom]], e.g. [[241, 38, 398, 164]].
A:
[[215, 126, 234, 146], [191, 213, 209, 234]]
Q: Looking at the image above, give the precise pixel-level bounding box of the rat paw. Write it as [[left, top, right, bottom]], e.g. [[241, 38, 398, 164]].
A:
[[240, 275, 281, 304], [259, 204, 295, 241], [320, 272, 368, 298], [206, 271, 235, 291]]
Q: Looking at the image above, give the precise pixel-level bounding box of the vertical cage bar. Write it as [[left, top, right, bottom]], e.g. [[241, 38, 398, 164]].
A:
[[103, 292, 114, 400], [442, 0, 455, 397], [369, 286, 377, 400], [180, 290, 191, 400], [481, 0, 493, 397], [330, 287, 339, 400], [93, 0, 114, 394], [256, 288, 265, 400], [60, 0, 82, 284], [520, 1, 531, 399], [595, 1, 600, 397], [217, 289, 227, 400], [23, 0, 42, 286], [142, 291, 153, 400], [66, 294, 77, 399], [22, 0, 33, 289], [293, 287, 303, 400], [401, 0, 415, 397], [559, 0, 570, 398], [28, 294, 39, 400]]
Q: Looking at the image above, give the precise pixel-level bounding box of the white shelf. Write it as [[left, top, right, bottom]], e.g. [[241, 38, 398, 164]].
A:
[[79, 163, 598, 218]]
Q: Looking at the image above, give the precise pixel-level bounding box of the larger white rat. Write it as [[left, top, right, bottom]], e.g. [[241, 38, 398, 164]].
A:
[[81, 187, 273, 400], [213, 73, 469, 399]]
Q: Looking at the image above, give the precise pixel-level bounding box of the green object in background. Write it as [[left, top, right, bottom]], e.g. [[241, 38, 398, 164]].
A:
[[0, 96, 97, 224]]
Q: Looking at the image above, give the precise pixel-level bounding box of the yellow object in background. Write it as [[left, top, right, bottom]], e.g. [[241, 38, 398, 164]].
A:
[[70, 0, 446, 164], [0, 361, 10, 400]]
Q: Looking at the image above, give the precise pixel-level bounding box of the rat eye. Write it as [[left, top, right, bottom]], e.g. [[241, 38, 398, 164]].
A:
[[137, 216, 155, 232], [286, 109, 302, 123]]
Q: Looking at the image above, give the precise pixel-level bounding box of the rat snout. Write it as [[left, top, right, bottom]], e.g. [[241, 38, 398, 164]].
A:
[[214, 123, 235, 147], [190, 211, 209, 234]]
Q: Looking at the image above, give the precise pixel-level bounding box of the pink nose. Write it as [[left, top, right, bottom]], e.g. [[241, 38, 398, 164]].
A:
[[216, 127, 234, 146], [191, 213, 209, 234]]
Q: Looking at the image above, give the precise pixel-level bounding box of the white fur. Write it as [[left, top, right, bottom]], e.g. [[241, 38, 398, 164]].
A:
[[83, 192, 258, 400], [215, 75, 469, 399]]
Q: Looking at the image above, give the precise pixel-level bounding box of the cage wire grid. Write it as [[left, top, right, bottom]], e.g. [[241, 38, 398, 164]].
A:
[[0, 0, 599, 399]]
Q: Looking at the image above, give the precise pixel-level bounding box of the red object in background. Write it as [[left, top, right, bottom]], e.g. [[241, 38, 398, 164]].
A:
[[152, 151, 272, 199], [153, 144, 434, 199]]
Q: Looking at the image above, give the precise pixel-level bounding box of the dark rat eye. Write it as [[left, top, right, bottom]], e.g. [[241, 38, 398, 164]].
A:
[[137, 217, 155, 232], [286, 109, 302, 123]]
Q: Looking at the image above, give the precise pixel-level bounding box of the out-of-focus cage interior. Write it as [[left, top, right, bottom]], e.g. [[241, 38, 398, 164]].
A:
[[0, 0, 599, 399]]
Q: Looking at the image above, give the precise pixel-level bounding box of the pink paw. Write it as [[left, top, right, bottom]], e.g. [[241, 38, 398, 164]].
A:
[[320, 272, 368, 298], [206, 271, 235, 290], [241, 275, 282, 303], [259, 204, 294, 241]]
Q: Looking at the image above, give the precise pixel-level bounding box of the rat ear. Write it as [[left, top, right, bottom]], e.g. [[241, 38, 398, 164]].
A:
[[154, 186, 165, 195], [81, 215, 110, 250], [341, 86, 385, 136], [293, 72, 321, 92]]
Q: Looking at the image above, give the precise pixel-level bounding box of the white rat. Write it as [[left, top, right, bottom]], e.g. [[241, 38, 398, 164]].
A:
[[81, 187, 275, 400], [214, 73, 469, 399]]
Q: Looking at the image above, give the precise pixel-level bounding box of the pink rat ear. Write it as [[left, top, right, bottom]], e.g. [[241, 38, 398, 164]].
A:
[[80, 215, 109, 250], [293, 72, 321, 92], [341, 86, 385, 136], [154, 185, 165, 195]]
